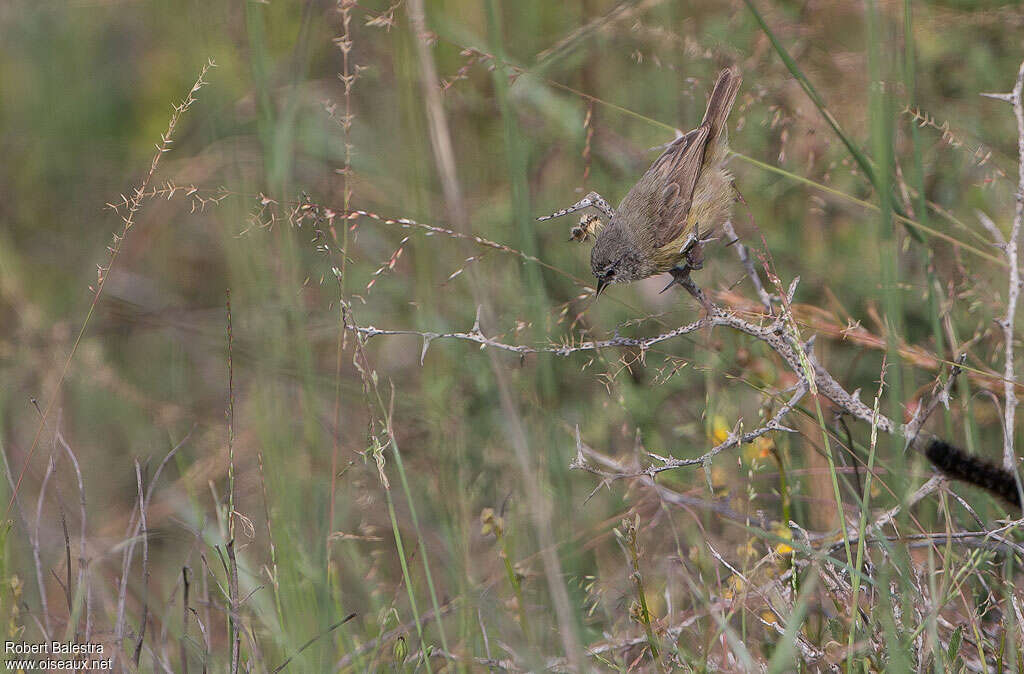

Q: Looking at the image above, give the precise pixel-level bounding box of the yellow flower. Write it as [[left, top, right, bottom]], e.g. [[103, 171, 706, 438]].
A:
[[710, 415, 731, 444], [722, 573, 746, 600], [771, 522, 793, 555]]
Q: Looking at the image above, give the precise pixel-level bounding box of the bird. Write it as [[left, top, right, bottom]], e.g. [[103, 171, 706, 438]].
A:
[[538, 67, 742, 296]]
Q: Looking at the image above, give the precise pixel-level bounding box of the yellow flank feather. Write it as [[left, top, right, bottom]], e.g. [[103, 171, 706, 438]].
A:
[[651, 141, 735, 271]]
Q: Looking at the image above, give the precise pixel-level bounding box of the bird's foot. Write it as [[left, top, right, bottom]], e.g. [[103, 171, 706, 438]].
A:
[[660, 264, 693, 293], [678, 226, 717, 272], [661, 227, 716, 293], [659, 266, 714, 315]]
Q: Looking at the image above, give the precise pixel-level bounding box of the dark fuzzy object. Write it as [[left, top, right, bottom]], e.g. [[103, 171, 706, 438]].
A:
[[925, 439, 1021, 508]]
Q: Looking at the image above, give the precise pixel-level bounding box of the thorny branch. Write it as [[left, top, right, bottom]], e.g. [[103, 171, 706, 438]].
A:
[[981, 59, 1024, 473], [903, 353, 966, 447], [354, 272, 897, 433]]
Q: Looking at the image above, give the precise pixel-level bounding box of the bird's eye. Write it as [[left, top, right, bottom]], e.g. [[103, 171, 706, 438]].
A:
[[604, 267, 616, 278]]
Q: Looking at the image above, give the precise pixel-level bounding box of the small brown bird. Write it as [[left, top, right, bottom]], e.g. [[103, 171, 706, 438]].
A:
[[538, 67, 742, 295]]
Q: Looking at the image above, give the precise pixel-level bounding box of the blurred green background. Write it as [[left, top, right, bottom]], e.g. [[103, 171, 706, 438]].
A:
[[2, 0, 1024, 671]]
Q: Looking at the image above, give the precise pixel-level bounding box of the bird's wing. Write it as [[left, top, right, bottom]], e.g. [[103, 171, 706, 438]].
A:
[[619, 125, 710, 250], [618, 68, 742, 251]]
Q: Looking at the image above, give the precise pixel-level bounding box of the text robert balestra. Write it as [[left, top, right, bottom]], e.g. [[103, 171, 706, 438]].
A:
[[5, 641, 105, 655]]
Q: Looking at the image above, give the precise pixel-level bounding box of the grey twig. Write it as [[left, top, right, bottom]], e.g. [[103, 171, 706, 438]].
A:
[[830, 476, 946, 550], [32, 453, 56, 639], [114, 429, 195, 662], [133, 461, 150, 666], [572, 438, 754, 523], [982, 59, 1024, 473], [354, 263, 966, 548], [353, 274, 908, 464], [54, 429, 89, 640], [904, 354, 967, 447], [723, 219, 776, 311]]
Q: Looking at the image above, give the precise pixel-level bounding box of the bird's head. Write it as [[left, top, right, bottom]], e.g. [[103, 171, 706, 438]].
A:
[[590, 225, 653, 294]]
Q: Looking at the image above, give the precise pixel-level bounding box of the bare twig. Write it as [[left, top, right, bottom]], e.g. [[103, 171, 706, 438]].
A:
[[225, 289, 241, 674], [831, 476, 945, 550], [133, 460, 149, 666], [347, 257, 987, 593], [572, 386, 804, 480], [723, 219, 775, 311], [352, 274, 905, 454], [114, 429, 194, 662], [181, 567, 190, 674], [54, 429, 88, 640], [32, 453, 56, 639], [573, 438, 754, 523], [904, 354, 967, 446], [981, 60, 1024, 475]]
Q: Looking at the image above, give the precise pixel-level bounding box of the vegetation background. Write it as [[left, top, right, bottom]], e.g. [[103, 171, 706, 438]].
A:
[[2, 0, 1024, 671]]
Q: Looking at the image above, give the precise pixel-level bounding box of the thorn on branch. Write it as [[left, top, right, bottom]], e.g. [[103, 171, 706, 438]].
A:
[[472, 305, 483, 335], [420, 334, 436, 366]]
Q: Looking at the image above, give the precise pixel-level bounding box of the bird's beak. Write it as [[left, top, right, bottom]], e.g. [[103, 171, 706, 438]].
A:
[[595, 277, 609, 296]]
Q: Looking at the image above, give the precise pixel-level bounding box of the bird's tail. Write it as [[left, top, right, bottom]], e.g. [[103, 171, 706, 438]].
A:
[[700, 67, 742, 146]]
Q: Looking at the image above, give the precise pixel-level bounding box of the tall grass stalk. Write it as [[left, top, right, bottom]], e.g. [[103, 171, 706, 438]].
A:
[[847, 373, 884, 672], [616, 516, 665, 674], [225, 289, 241, 673], [341, 298, 449, 666], [3, 61, 215, 521], [380, 442, 433, 674]]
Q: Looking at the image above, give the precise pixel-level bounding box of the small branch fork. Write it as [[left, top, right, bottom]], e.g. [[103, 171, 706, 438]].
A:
[[981, 59, 1024, 473], [723, 219, 776, 311], [571, 385, 806, 481]]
